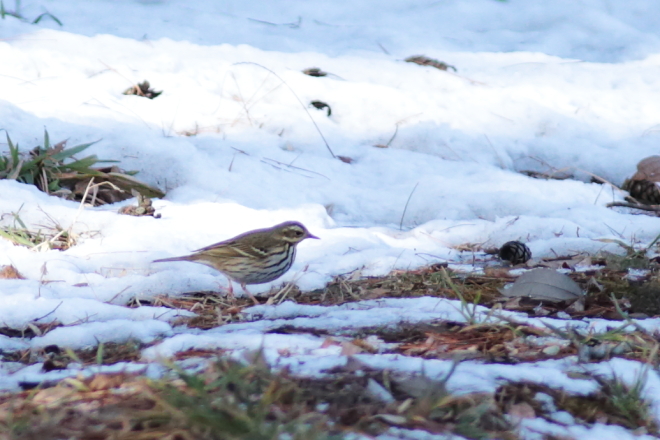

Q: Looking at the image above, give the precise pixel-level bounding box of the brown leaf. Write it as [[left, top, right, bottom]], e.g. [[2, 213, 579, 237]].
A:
[[391, 373, 444, 398], [320, 338, 341, 349], [507, 402, 536, 421], [483, 267, 514, 279], [32, 386, 74, 406], [503, 297, 523, 309], [405, 55, 456, 71], [365, 287, 389, 299], [123, 80, 162, 99], [277, 348, 292, 357], [0, 265, 23, 279], [566, 297, 585, 313], [631, 156, 660, 182], [310, 100, 331, 116], [340, 342, 363, 356], [302, 67, 327, 77], [351, 338, 378, 353], [374, 414, 408, 426], [88, 374, 127, 391], [338, 155, 354, 163]]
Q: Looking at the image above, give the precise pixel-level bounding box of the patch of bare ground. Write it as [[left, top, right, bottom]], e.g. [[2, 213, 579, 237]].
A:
[[0, 357, 523, 440], [6, 262, 654, 439], [496, 377, 658, 436]]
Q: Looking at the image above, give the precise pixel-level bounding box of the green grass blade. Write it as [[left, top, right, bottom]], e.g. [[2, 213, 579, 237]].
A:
[[96, 342, 104, 365], [65, 155, 101, 171], [32, 11, 62, 26], [50, 141, 98, 161], [43, 129, 50, 150], [5, 133, 20, 167], [0, 229, 34, 247]]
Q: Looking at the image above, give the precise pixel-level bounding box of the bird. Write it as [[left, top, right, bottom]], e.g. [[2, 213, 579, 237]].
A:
[[153, 221, 319, 303]]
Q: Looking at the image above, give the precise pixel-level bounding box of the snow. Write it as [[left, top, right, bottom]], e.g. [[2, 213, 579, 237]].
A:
[[1, 0, 660, 436]]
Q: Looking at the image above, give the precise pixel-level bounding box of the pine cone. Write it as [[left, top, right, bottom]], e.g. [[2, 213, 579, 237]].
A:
[[498, 241, 532, 265], [623, 179, 660, 205]]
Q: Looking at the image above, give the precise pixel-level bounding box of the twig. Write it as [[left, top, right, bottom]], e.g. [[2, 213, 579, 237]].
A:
[[399, 182, 419, 231], [230, 147, 250, 156], [231, 72, 253, 126], [107, 286, 131, 304], [607, 202, 660, 212], [260, 157, 330, 180], [483, 134, 505, 169], [228, 153, 236, 172], [232, 62, 336, 159], [97, 60, 136, 88], [385, 124, 398, 147], [33, 301, 63, 321], [247, 16, 301, 28], [377, 42, 390, 55]]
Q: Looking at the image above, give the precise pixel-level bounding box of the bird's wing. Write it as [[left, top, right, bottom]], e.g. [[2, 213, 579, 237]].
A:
[[193, 238, 270, 259]]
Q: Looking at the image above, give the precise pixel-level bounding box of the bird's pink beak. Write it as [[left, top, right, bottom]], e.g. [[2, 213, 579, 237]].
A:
[[307, 232, 320, 239]]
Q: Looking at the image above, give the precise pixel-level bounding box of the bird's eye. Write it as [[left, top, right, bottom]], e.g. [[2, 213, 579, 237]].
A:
[[295, 230, 303, 236]]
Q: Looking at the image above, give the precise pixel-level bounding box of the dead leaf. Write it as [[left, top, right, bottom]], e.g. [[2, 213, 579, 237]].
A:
[[239, 349, 270, 370], [340, 342, 363, 356], [123, 80, 162, 99], [32, 386, 74, 406], [320, 338, 341, 349], [405, 55, 457, 72], [483, 267, 515, 279], [566, 297, 585, 313], [351, 338, 378, 353], [343, 355, 371, 372], [88, 374, 127, 391], [374, 414, 407, 426], [502, 297, 523, 309], [391, 372, 444, 398], [118, 191, 161, 218], [366, 378, 395, 404], [0, 265, 23, 279], [310, 100, 331, 116], [500, 268, 582, 302], [507, 402, 536, 422], [631, 156, 660, 182], [365, 287, 389, 299], [302, 67, 327, 77]]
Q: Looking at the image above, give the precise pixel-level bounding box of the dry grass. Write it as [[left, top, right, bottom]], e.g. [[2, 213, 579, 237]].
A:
[[497, 377, 658, 436], [0, 358, 520, 440], [2, 262, 660, 439]]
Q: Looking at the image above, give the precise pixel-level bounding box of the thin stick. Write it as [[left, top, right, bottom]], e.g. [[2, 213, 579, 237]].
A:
[[33, 301, 63, 321], [483, 134, 505, 169], [377, 42, 390, 55], [385, 124, 399, 147], [231, 72, 253, 126], [260, 157, 330, 180], [607, 201, 660, 212], [399, 182, 419, 231], [232, 62, 336, 159]]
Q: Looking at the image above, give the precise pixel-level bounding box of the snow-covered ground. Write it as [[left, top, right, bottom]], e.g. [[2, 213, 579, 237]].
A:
[[2, 0, 660, 437]]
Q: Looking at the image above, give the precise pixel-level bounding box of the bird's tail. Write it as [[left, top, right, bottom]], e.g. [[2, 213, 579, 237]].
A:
[[153, 255, 189, 263]]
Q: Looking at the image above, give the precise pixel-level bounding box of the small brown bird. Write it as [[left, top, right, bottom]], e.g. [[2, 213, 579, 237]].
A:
[[153, 221, 318, 303]]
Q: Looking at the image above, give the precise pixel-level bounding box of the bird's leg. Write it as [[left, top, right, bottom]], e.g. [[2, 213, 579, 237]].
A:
[[241, 283, 260, 305], [216, 276, 236, 302]]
